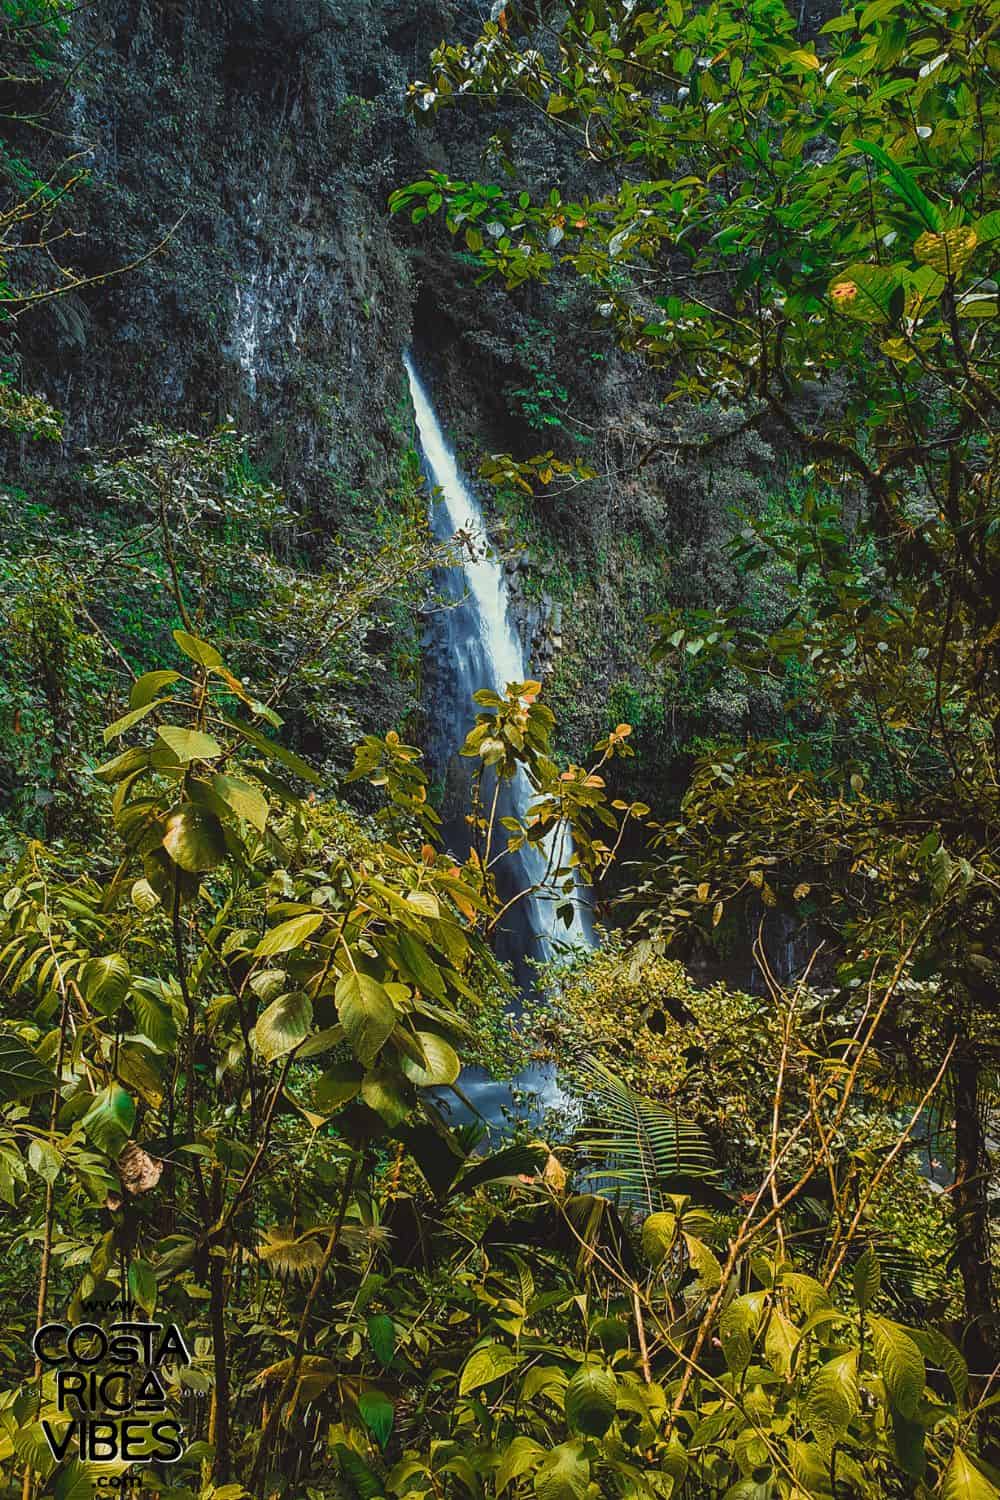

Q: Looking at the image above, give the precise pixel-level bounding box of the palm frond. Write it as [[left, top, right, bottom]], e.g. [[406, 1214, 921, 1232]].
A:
[[572, 1057, 718, 1214]]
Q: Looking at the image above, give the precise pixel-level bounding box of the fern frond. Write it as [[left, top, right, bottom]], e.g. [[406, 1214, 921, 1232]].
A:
[[572, 1057, 717, 1214]]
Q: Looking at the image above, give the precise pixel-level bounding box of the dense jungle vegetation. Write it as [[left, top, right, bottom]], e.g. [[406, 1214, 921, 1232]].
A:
[[1, 0, 1000, 1496]]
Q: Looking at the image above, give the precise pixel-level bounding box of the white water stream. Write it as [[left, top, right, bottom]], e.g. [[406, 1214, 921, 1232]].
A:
[[405, 354, 591, 965]]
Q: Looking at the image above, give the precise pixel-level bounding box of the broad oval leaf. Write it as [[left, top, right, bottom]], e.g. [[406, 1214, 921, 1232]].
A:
[[805, 1351, 859, 1451], [358, 1388, 394, 1451], [938, 1449, 1000, 1500], [53, 1459, 94, 1500], [361, 1065, 411, 1126], [211, 772, 269, 832], [156, 725, 223, 763], [255, 991, 312, 1062], [162, 807, 227, 872], [128, 1258, 157, 1315], [0, 1031, 57, 1102], [853, 1245, 881, 1310], [533, 1441, 590, 1500], [130, 669, 181, 710], [400, 1032, 460, 1087], [641, 1211, 677, 1267], [82, 1085, 136, 1158], [828, 263, 905, 323], [498, 1436, 545, 1494], [255, 912, 324, 956], [459, 1342, 523, 1395], [367, 1313, 395, 1369], [335, 973, 396, 1068], [869, 1315, 924, 1419], [81, 954, 131, 1016], [131, 986, 178, 1051], [172, 628, 223, 667], [564, 1364, 617, 1437]]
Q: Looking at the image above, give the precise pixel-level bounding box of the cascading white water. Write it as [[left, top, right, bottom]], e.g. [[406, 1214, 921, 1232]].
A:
[[404, 354, 592, 972]]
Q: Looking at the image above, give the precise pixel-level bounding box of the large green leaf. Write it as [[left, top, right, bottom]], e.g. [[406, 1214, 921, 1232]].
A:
[[53, 1459, 94, 1500], [80, 954, 131, 1016], [805, 1352, 859, 1451], [128, 1258, 157, 1316], [853, 139, 941, 230], [358, 1389, 394, 1451], [459, 1343, 523, 1395], [0, 1031, 56, 1102], [564, 1364, 617, 1437], [335, 973, 396, 1068], [853, 1245, 881, 1309], [911, 1326, 967, 1405], [400, 1032, 460, 1087], [222, 714, 321, 784], [939, 1450, 1000, 1500], [103, 700, 164, 745], [211, 773, 269, 832], [451, 1142, 547, 1196], [131, 984, 179, 1051], [869, 1316, 924, 1419], [172, 628, 223, 668], [719, 1293, 764, 1374], [130, 669, 181, 710], [255, 991, 312, 1062], [315, 1061, 363, 1110], [255, 912, 324, 956], [361, 1065, 411, 1126], [162, 807, 227, 872], [641, 1211, 677, 1267], [334, 1443, 384, 1500], [828, 263, 904, 323], [397, 929, 447, 1000], [156, 725, 222, 763], [497, 1436, 545, 1494], [367, 1313, 395, 1369], [533, 1441, 590, 1500], [81, 1085, 136, 1158]]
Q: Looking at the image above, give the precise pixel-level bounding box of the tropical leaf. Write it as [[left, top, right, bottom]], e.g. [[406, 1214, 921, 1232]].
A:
[[498, 1436, 545, 1493], [911, 1326, 967, 1405], [938, 1450, 1000, 1500], [0, 1031, 56, 1102], [254, 991, 312, 1062], [367, 1313, 395, 1369], [853, 1245, 881, 1309], [400, 1032, 460, 1087], [359, 1389, 394, 1450], [573, 1058, 716, 1210], [81, 1085, 136, 1159], [80, 954, 130, 1016], [336, 973, 397, 1067], [533, 1441, 590, 1500], [853, 139, 941, 230], [161, 806, 227, 872], [805, 1352, 860, 1451], [255, 912, 323, 956], [156, 725, 222, 763], [564, 1364, 617, 1437], [459, 1343, 523, 1394], [869, 1316, 924, 1419], [828, 263, 904, 323]]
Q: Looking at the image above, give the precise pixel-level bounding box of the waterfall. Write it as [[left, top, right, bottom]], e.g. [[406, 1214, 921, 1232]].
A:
[[404, 354, 591, 983]]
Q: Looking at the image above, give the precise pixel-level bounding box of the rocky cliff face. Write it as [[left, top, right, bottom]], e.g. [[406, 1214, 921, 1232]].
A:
[[18, 0, 476, 507]]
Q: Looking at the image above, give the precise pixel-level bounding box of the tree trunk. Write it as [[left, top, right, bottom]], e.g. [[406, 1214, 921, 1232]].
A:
[[952, 1054, 997, 1372]]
